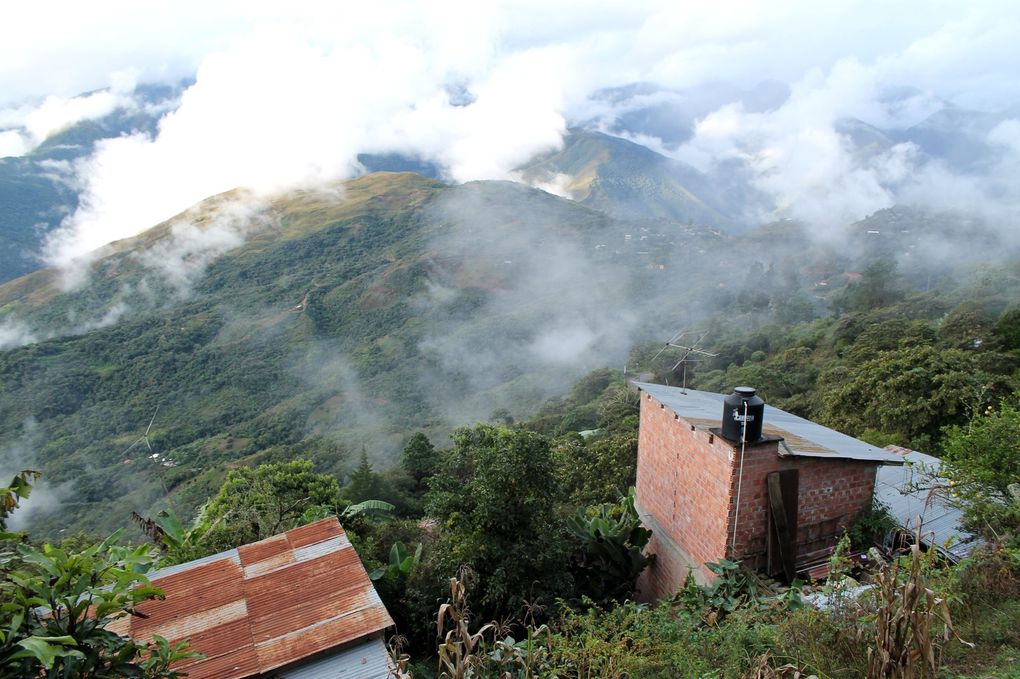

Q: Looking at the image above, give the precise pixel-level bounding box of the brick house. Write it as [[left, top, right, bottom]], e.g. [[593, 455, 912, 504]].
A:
[[633, 382, 902, 599]]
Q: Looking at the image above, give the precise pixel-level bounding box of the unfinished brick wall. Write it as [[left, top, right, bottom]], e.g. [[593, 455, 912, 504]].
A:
[[726, 445, 879, 570], [635, 389, 879, 599], [636, 390, 736, 588]]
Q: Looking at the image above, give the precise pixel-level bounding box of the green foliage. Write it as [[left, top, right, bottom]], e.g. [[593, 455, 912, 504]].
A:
[[565, 489, 651, 604], [548, 597, 781, 678], [0, 471, 39, 534], [553, 433, 638, 509], [427, 425, 571, 617], [369, 541, 422, 581], [0, 474, 199, 677], [345, 449, 384, 503], [196, 459, 342, 552], [130, 508, 210, 566], [993, 306, 1020, 351], [523, 369, 639, 437], [673, 560, 802, 627], [942, 396, 1020, 498], [942, 395, 1020, 543], [817, 344, 997, 448], [401, 432, 438, 490], [832, 258, 906, 314], [847, 501, 898, 551]]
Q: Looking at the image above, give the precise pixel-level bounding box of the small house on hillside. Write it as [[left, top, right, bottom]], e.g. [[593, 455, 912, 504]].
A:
[[633, 382, 903, 597], [107, 516, 394, 679]]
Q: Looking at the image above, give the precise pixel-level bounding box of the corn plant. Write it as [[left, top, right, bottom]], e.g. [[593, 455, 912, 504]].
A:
[[866, 533, 971, 678], [437, 568, 495, 679]]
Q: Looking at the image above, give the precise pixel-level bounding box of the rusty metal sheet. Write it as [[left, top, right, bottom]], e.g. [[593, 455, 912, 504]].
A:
[[176, 645, 260, 679], [140, 599, 249, 645], [242, 549, 296, 579], [134, 559, 246, 638], [246, 550, 367, 638], [286, 516, 345, 548], [254, 607, 395, 674], [293, 534, 350, 563], [124, 516, 392, 679], [174, 616, 254, 661], [238, 533, 290, 566]]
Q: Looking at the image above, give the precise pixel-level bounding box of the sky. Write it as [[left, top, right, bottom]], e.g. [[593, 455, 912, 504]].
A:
[[1, 0, 1019, 266]]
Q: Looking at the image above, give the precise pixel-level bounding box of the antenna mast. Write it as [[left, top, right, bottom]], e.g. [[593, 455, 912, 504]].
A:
[[665, 331, 719, 394]]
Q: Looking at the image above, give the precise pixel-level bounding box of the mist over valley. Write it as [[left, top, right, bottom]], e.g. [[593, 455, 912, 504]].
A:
[[1, 1, 1019, 540]]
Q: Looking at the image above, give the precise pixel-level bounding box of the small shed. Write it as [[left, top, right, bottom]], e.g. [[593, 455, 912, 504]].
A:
[[633, 382, 903, 597], [108, 516, 394, 678]]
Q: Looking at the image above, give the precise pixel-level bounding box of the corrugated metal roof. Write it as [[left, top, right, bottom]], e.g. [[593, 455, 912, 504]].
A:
[[634, 382, 903, 464], [874, 447, 980, 561], [278, 635, 391, 679], [125, 516, 393, 679]]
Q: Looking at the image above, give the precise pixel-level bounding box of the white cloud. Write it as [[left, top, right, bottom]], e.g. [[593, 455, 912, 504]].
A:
[[0, 0, 1012, 266], [0, 319, 37, 350], [988, 119, 1020, 153], [133, 196, 268, 296], [0, 130, 28, 157], [0, 79, 138, 158]]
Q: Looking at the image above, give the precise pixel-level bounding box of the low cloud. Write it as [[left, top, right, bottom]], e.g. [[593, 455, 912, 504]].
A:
[[0, 418, 73, 531], [0, 320, 37, 350], [0, 76, 137, 158], [669, 53, 1020, 237], [24, 1, 1013, 270], [414, 184, 641, 425], [290, 342, 399, 464], [132, 195, 269, 297]]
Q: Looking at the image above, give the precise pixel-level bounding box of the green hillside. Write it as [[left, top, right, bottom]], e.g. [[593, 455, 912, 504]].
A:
[[1, 169, 1016, 540], [0, 172, 732, 536], [518, 130, 735, 225]]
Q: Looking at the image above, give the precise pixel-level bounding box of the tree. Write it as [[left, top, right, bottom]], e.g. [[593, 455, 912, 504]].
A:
[[345, 449, 384, 503], [427, 425, 571, 616], [817, 345, 999, 449], [941, 395, 1020, 543], [1, 472, 196, 678], [993, 306, 1020, 352], [832, 258, 905, 314], [1, 470, 38, 533], [553, 433, 637, 509], [401, 432, 438, 490], [196, 459, 342, 552]]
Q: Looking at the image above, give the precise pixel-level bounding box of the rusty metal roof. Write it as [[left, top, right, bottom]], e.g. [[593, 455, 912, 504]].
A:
[[121, 517, 393, 679], [634, 382, 903, 464]]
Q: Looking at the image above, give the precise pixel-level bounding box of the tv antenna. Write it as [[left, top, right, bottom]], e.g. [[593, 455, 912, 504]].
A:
[[651, 329, 719, 394]]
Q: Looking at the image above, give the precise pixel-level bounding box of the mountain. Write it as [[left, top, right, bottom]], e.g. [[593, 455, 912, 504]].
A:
[[895, 105, 1013, 171], [0, 171, 743, 536], [0, 83, 185, 284], [517, 130, 742, 226], [589, 80, 791, 147], [2, 169, 1015, 538]]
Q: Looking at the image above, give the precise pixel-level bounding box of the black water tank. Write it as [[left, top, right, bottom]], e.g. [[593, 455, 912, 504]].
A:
[[721, 387, 765, 443]]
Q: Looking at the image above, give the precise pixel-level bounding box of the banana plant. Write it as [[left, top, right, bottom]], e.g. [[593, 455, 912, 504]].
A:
[[566, 487, 652, 603], [370, 541, 422, 581], [130, 509, 215, 565]]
